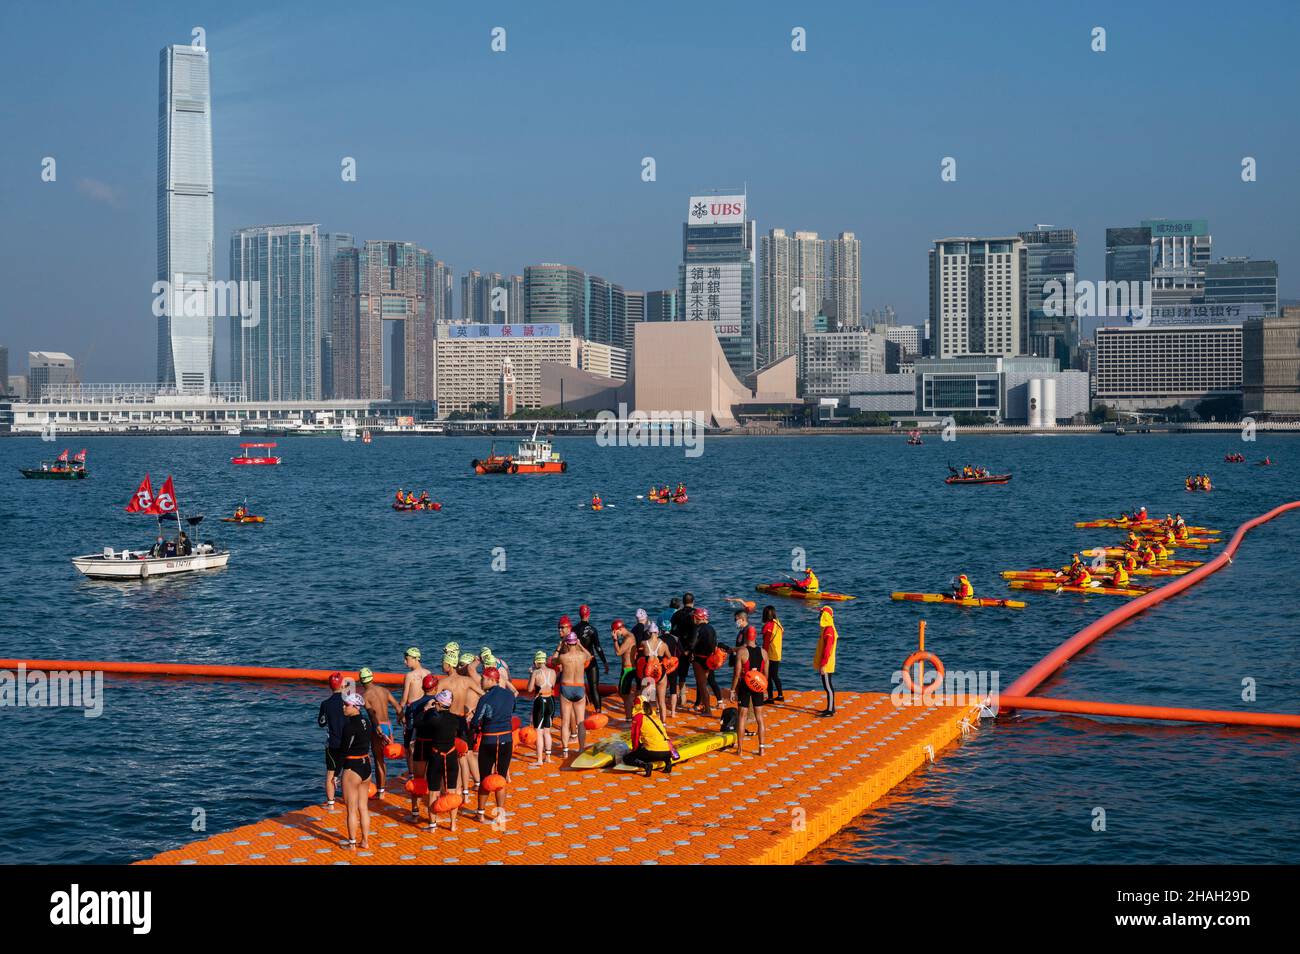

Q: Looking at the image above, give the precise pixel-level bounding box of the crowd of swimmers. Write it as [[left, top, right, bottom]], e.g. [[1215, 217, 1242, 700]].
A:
[[316, 595, 843, 849]]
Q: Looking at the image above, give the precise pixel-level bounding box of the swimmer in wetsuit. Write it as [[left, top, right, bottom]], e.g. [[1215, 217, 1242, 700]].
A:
[[526, 651, 556, 765], [339, 692, 373, 849], [413, 688, 463, 831]]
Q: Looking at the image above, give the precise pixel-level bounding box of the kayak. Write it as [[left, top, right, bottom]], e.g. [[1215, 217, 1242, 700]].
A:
[[393, 502, 441, 511], [1007, 580, 1152, 598], [571, 732, 632, 769], [1074, 554, 1203, 569], [591, 504, 603, 511], [219, 515, 265, 524], [1083, 545, 1209, 558], [891, 592, 1026, 609], [611, 730, 737, 771], [1001, 565, 1190, 581], [944, 473, 1012, 485], [755, 583, 856, 602], [1074, 519, 1218, 534]]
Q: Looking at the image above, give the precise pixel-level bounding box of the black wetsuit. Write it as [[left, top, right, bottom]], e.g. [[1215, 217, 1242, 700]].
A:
[[693, 622, 722, 703], [340, 711, 373, 782], [318, 692, 346, 772], [414, 705, 461, 791], [404, 694, 436, 758], [572, 618, 606, 711], [661, 631, 682, 696], [736, 645, 766, 708], [470, 686, 516, 780]]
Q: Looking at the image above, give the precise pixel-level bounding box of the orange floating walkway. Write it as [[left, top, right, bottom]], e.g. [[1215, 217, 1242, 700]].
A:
[[140, 690, 978, 866]]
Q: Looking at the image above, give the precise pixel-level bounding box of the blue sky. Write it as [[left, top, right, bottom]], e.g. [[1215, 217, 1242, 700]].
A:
[[1, 0, 1297, 381]]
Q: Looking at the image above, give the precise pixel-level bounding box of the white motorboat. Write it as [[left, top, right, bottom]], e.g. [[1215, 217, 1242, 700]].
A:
[[71, 544, 231, 579]]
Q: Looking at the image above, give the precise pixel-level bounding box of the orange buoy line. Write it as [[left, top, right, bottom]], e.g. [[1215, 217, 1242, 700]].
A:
[[998, 695, 1300, 730], [999, 500, 1300, 730], [0, 658, 616, 697]]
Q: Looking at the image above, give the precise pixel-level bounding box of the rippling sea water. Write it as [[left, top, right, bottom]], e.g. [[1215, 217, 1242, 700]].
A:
[[0, 432, 1296, 864]]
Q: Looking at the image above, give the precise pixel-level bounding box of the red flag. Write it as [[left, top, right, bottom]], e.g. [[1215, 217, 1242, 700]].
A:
[[125, 475, 155, 513], [74, 449, 87, 463], [153, 476, 178, 515], [57, 449, 69, 462]]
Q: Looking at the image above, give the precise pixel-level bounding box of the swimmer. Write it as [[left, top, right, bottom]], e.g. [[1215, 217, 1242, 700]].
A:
[[339, 692, 373, 849], [359, 667, 400, 797], [526, 651, 556, 765]]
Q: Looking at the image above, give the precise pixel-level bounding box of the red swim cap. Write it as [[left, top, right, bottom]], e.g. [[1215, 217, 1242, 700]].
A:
[[483, 667, 500, 682], [578, 604, 590, 618], [611, 619, 624, 631], [422, 674, 438, 691], [328, 672, 343, 690], [693, 607, 709, 622], [558, 615, 572, 628]]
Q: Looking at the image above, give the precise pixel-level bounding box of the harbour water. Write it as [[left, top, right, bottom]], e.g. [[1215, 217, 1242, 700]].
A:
[[1, 433, 1296, 864]]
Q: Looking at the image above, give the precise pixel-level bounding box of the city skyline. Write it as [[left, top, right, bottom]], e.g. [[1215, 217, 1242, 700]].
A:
[[3, 1, 1299, 381]]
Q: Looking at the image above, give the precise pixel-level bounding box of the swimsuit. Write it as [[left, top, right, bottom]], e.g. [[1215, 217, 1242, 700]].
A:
[[560, 682, 586, 703], [618, 666, 636, 695]]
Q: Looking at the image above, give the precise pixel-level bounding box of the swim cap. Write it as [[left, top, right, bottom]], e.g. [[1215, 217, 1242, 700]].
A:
[[358, 667, 374, 683], [405, 647, 421, 660], [692, 607, 708, 622], [422, 674, 437, 691], [635, 608, 648, 622], [444, 642, 459, 654], [343, 692, 365, 708], [481, 650, 497, 667], [564, 633, 579, 644], [483, 666, 500, 682], [647, 620, 659, 635], [458, 652, 475, 667], [558, 615, 572, 628], [578, 604, 590, 618], [611, 619, 624, 631], [534, 651, 547, 664], [328, 672, 343, 690], [442, 651, 457, 669], [435, 689, 453, 706]]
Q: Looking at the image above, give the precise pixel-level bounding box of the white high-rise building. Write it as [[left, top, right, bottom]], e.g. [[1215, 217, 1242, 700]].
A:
[[929, 237, 1025, 358], [760, 229, 860, 367], [157, 43, 215, 393]]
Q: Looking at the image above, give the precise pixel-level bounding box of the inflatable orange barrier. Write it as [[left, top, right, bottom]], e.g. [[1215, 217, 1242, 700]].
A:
[[1004, 500, 1300, 701], [998, 695, 1300, 730], [0, 658, 618, 697]]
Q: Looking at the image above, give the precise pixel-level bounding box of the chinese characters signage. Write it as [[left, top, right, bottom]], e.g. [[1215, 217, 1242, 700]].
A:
[[684, 263, 742, 338]]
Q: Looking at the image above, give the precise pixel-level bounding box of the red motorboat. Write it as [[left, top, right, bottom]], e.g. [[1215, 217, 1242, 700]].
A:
[[945, 472, 1012, 485], [231, 442, 282, 466]]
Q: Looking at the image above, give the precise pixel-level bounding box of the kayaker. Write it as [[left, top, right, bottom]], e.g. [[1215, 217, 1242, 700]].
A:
[[418, 491, 431, 508], [591, 493, 602, 510], [468, 667, 515, 821], [791, 566, 820, 595], [761, 605, 784, 703], [611, 619, 638, 721], [674, 482, 686, 498], [1109, 560, 1131, 588], [1138, 544, 1158, 567], [395, 488, 404, 504], [1174, 513, 1186, 532], [571, 605, 607, 713], [1153, 540, 1170, 561], [690, 607, 721, 716], [234, 504, 247, 519], [339, 692, 373, 850], [1125, 531, 1142, 552], [526, 652, 556, 765], [1065, 562, 1092, 587], [1121, 550, 1138, 572], [814, 606, 838, 718], [732, 624, 768, 756], [952, 574, 975, 600], [1060, 554, 1083, 579], [317, 672, 347, 809], [622, 683, 674, 777]]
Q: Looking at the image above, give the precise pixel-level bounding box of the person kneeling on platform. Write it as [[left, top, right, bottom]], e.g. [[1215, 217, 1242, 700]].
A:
[[622, 683, 675, 777]]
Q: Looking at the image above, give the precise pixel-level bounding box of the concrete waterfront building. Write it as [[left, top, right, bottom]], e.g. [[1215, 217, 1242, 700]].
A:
[[29, 352, 77, 399], [801, 329, 886, 398], [845, 373, 918, 416], [645, 289, 678, 323], [879, 355, 1088, 422], [1094, 324, 1242, 412], [229, 224, 322, 401], [680, 193, 757, 379], [1144, 218, 1212, 307], [524, 264, 585, 328], [434, 321, 578, 417], [157, 43, 215, 394], [1204, 258, 1279, 317], [1018, 226, 1078, 364], [928, 237, 1026, 359], [1242, 307, 1300, 416]]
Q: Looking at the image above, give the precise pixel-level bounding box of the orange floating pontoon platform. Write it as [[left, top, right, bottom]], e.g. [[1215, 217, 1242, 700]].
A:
[[139, 690, 979, 866]]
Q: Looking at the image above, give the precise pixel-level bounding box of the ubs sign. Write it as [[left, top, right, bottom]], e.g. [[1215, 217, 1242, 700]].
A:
[[687, 194, 746, 226]]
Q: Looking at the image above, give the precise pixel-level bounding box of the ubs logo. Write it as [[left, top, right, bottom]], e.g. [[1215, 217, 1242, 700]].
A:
[[690, 201, 743, 220]]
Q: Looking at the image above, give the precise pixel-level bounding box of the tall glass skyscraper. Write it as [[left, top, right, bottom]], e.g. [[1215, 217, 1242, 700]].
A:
[[157, 43, 215, 393], [679, 194, 756, 378], [1019, 226, 1077, 364], [524, 264, 586, 327], [229, 224, 321, 401], [319, 231, 354, 398]]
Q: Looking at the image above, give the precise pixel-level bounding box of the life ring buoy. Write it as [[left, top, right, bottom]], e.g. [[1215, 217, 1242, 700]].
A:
[[900, 651, 944, 693]]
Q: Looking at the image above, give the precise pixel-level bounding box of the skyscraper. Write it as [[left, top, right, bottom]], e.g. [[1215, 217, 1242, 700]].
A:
[[524, 264, 586, 327], [624, 291, 645, 355], [354, 241, 438, 402], [583, 275, 627, 349], [1144, 218, 1212, 306], [507, 275, 525, 326], [318, 231, 354, 398], [229, 224, 322, 401], [1204, 258, 1279, 317], [825, 232, 861, 329], [1019, 226, 1078, 363], [461, 270, 484, 322], [645, 290, 678, 323], [759, 228, 860, 368], [157, 43, 215, 393], [680, 193, 757, 378], [929, 237, 1025, 358]]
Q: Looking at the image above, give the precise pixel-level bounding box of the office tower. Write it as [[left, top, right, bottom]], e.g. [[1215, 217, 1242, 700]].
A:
[[28, 351, 77, 399], [680, 193, 757, 377], [157, 43, 215, 393], [645, 289, 678, 323], [583, 275, 626, 349], [928, 237, 1026, 358], [1243, 307, 1300, 415], [508, 275, 524, 325], [524, 264, 586, 327], [1095, 324, 1241, 412], [760, 228, 859, 368], [1204, 258, 1279, 317], [1019, 226, 1078, 363], [1144, 219, 1212, 306], [229, 224, 321, 401], [330, 247, 361, 399], [318, 231, 354, 398], [355, 241, 437, 402], [624, 291, 645, 354], [460, 270, 481, 322]]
